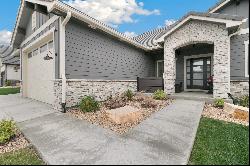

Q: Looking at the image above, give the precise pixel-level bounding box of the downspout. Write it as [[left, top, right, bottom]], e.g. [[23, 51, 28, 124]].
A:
[[227, 18, 247, 98], [60, 12, 71, 113]]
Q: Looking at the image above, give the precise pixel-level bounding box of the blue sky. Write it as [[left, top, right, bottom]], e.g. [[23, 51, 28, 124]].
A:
[[0, 0, 219, 44]]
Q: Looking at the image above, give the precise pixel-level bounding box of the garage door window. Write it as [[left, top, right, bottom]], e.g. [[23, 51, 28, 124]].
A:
[[28, 52, 32, 59], [48, 41, 53, 49], [33, 49, 39, 56], [40, 44, 47, 53]]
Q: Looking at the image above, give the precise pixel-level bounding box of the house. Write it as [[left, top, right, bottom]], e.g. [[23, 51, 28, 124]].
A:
[[0, 45, 21, 87], [10, 0, 248, 111]]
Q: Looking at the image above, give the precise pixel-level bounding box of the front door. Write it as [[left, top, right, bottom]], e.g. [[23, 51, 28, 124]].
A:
[[186, 57, 211, 90]]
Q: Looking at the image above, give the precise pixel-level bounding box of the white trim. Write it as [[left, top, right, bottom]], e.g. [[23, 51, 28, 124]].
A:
[[156, 60, 164, 78], [245, 40, 249, 77], [21, 15, 59, 47], [209, 0, 231, 13], [239, 28, 249, 35], [156, 15, 243, 43], [22, 27, 55, 53], [184, 53, 213, 92]]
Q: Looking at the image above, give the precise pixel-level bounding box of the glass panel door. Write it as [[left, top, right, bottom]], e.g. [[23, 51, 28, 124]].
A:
[[186, 57, 211, 90]]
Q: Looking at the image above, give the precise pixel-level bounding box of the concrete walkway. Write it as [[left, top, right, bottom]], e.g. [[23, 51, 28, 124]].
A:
[[0, 94, 55, 122], [1, 95, 204, 165]]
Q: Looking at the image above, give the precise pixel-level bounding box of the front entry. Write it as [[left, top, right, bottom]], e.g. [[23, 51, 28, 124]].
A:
[[186, 57, 211, 90]]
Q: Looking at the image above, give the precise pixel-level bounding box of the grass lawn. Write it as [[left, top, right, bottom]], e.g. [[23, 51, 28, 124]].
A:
[[189, 117, 249, 165], [0, 87, 20, 95], [0, 147, 45, 165]]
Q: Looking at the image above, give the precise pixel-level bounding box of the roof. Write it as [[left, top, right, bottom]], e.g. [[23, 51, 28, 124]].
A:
[[11, 0, 243, 51], [208, 0, 231, 13], [0, 45, 20, 65], [135, 12, 244, 47], [11, 0, 151, 51], [133, 27, 168, 49]]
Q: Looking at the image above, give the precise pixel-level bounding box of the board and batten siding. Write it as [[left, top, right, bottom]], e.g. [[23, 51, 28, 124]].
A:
[[65, 19, 155, 80]]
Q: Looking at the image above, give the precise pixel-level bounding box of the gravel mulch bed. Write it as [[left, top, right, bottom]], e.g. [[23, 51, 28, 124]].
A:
[[203, 104, 249, 126], [0, 131, 30, 154], [67, 99, 172, 135]]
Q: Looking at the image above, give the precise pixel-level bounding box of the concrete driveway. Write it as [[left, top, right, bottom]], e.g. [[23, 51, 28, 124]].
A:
[[0, 94, 204, 165], [0, 94, 55, 122]]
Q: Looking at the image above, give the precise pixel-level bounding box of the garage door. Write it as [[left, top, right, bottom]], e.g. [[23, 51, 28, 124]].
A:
[[26, 40, 55, 105]]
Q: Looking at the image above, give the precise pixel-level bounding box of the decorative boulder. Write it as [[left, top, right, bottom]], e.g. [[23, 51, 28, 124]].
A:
[[224, 102, 249, 122], [105, 106, 143, 124]]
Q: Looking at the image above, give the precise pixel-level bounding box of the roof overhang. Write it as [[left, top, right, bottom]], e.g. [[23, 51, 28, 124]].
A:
[[156, 15, 244, 43], [11, 0, 151, 51], [209, 0, 231, 13], [10, 0, 54, 48]]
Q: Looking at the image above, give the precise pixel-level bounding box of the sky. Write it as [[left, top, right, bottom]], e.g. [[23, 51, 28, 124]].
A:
[[0, 0, 219, 45]]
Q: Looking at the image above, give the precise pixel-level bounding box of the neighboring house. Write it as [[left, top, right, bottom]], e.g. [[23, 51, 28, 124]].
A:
[[0, 45, 21, 87], [10, 0, 248, 111]]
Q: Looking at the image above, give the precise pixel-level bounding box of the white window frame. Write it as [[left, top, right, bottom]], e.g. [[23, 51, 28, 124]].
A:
[[245, 40, 249, 77], [156, 60, 164, 78]]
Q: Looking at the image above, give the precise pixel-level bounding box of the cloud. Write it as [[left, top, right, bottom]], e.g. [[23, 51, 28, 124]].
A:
[[64, 0, 160, 27], [0, 30, 12, 45], [124, 31, 137, 38], [165, 19, 176, 27]]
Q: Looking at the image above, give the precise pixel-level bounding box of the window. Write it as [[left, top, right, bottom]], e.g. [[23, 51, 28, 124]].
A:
[[32, 11, 37, 30], [28, 52, 32, 59], [33, 49, 39, 56], [245, 40, 249, 77], [48, 40, 54, 49], [156, 60, 164, 78], [40, 44, 47, 53]]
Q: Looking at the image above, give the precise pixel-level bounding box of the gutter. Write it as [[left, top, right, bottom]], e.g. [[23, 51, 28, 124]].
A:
[[60, 11, 72, 113]]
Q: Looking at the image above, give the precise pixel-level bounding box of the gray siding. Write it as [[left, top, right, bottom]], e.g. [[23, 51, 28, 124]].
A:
[[230, 33, 249, 80], [216, 0, 249, 28], [65, 19, 154, 80]]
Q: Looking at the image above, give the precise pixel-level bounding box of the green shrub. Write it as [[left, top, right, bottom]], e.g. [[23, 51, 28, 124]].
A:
[[153, 89, 167, 100], [79, 96, 100, 112], [0, 120, 16, 144], [214, 99, 225, 108], [5, 80, 11, 87], [124, 89, 134, 101], [238, 95, 249, 108]]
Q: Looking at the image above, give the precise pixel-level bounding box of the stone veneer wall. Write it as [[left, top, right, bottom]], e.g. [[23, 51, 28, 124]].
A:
[[164, 20, 230, 98], [53, 79, 137, 110], [230, 81, 249, 97]]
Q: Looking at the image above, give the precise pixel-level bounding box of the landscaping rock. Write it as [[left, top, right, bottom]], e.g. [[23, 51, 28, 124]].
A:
[[224, 102, 249, 114], [203, 104, 249, 126], [105, 106, 143, 124]]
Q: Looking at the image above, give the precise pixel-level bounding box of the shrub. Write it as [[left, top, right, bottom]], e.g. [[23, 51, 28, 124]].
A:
[[214, 99, 225, 108], [104, 95, 127, 109], [153, 90, 167, 100], [124, 89, 134, 101], [0, 120, 16, 144], [238, 95, 249, 108], [79, 96, 100, 112], [5, 80, 11, 87]]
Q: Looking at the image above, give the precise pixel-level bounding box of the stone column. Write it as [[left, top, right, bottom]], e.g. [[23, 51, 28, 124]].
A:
[[213, 39, 230, 99], [163, 43, 175, 95]]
